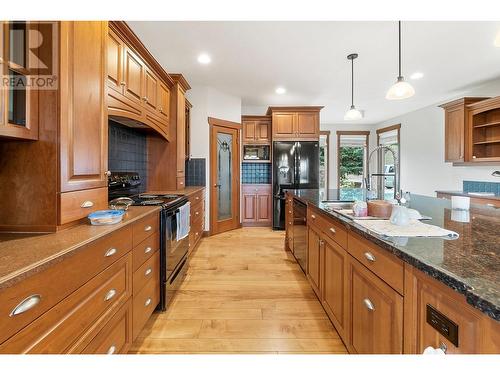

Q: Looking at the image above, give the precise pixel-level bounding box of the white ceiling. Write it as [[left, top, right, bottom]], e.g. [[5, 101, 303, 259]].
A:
[[128, 21, 500, 124]]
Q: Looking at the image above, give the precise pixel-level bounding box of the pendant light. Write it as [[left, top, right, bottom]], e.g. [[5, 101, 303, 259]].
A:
[[344, 53, 363, 121], [386, 21, 415, 100]]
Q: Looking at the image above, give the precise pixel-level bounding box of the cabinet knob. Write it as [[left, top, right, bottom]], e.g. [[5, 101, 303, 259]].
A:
[[104, 289, 117, 301], [120, 81, 126, 86], [363, 298, 375, 311], [104, 170, 111, 177], [107, 345, 117, 355], [142, 96, 148, 101], [10, 294, 41, 317], [104, 248, 117, 257], [364, 252, 376, 262], [311, 214, 316, 220], [81, 200, 94, 208]]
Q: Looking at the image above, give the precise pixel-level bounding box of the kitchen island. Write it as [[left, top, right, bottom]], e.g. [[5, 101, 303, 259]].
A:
[[285, 189, 500, 354]]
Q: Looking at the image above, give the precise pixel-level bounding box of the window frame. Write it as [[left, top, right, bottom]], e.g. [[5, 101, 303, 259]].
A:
[[376, 123, 401, 197], [336, 130, 370, 190]]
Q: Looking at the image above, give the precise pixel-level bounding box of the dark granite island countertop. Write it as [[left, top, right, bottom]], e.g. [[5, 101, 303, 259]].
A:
[[287, 188, 500, 321]]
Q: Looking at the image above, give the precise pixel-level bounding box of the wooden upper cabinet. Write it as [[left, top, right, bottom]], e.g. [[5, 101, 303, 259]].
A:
[[439, 97, 488, 163], [59, 21, 108, 192], [268, 107, 323, 140], [176, 86, 186, 177], [255, 121, 271, 143], [158, 82, 170, 121], [123, 47, 144, 105], [143, 67, 158, 112], [106, 29, 124, 95], [242, 121, 256, 143], [349, 256, 403, 354]]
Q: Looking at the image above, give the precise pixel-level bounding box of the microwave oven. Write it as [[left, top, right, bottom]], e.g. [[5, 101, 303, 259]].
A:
[[243, 145, 270, 161]]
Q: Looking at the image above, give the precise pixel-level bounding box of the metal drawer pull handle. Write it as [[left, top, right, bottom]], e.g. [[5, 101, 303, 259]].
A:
[[145, 268, 152, 276], [311, 214, 316, 219], [364, 252, 376, 262], [81, 200, 94, 208], [10, 294, 41, 317], [196, 211, 199, 215], [104, 289, 117, 301], [104, 248, 117, 257], [120, 81, 126, 86], [107, 345, 116, 355], [145, 298, 152, 307], [329, 227, 336, 234], [144, 225, 152, 232], [363, 298, 375, 311], [144, 246, 152, 254], [195, 196, 200, 200]]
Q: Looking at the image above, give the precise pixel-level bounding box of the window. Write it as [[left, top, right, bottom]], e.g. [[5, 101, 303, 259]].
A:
[[319, 131, 330, 194], [376, 124, 401, 199], [337, 131, 370, 193]]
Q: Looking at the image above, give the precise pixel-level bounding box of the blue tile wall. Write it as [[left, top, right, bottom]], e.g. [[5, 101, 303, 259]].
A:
[[463, 180, 500, 195], [242, 162, 271, 184], [108, 121, 148, 192], [185, 158, 206, 186]]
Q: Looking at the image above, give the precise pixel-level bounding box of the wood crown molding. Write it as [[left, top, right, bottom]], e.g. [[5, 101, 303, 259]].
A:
[[170, 73, 192, 92], [466, 96, 500, 111], [376, 124, 401, 134], [185, 98, 193, 108], [109, 21, 174, 87], [438, 97, 489, 109], [266, 106, 324, 115]]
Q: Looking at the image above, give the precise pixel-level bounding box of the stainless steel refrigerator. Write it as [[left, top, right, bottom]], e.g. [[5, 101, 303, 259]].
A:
[[272, 141, 319, 229]]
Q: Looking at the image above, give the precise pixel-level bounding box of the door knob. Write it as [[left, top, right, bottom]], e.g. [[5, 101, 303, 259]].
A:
[[214, 184, 221, 188]]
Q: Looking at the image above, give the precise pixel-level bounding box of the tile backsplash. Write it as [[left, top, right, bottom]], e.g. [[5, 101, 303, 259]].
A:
[[463, 180, 500, 195], [242, 162, 271, 184], [185, 158, 206, 186], [108, 121, 148, 192]]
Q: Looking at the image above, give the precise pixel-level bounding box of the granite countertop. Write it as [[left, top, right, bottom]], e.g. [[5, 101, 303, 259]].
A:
[[0, 206, 161, 290], [436, 190, 500, 201], [288, 188, 500, 321]]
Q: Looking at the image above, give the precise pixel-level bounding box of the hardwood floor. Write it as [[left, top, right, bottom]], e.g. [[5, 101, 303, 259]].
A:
[[129, 227, 348, 354]]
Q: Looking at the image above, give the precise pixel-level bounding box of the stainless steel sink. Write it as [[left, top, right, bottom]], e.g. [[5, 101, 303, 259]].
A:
[[321, 201, 354, 210]]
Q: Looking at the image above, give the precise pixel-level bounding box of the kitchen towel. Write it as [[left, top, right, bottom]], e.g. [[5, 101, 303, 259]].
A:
[[176, 202, 191, 241], [353, 219, 459, 239]]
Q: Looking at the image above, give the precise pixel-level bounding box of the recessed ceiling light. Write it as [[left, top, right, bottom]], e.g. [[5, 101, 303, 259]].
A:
[[197, 53, 211, 64], [410, 72, 424, 80], [495, 31, 500, 47], [275, 87, 286, 94]]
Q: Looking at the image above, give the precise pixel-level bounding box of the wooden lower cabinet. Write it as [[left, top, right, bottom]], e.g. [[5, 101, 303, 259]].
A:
[[241, 184, 272, 227], [285, 193, 294, 251], [306, 226, 322, 298], [188, 188, 206, 253], [322, 236, 349, 342], [349, 256, 403, 354]]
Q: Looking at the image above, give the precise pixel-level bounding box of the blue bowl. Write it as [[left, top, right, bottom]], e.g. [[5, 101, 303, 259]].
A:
[[88, 210, 125, 225]]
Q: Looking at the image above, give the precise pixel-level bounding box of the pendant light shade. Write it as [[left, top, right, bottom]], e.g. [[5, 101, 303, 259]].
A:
[[386, 21, 415, 100], [344, 53, 363, 121]]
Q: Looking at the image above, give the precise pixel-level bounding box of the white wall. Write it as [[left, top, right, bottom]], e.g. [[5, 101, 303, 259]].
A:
[[373, 78, 500, 196], [186, 86, 242, 230], [320, 123, 376, 189]]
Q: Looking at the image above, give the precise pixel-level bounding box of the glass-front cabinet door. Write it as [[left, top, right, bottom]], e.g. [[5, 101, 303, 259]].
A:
[[0, 21, 39, 140]]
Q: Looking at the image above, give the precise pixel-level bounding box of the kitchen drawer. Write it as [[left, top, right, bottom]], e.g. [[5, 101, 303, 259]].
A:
[[82, 299, 132, 354], [348, 232, 404, 294], [58, 187, 108, 225], [132, 212, 159, 247], [132, 231, 159, 271], [0, 253, 132, 353], [190, 200, 204, 224], [188, 189, 205, 205], [0, 227, 132, 344], [176, 177, 185, 190], [133, 250, 160, 295], [132, 275, 160, 340], [308, 207, 348, 249]]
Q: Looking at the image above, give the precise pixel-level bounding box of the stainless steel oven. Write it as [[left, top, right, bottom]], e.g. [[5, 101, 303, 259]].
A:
[[243, 145, 270, 161]]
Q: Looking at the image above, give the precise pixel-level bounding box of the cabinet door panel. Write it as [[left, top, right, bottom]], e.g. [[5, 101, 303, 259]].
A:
[[444, 107, 464, 162], [106, 29, 123, 94], [307, 226, 321, 297], [242, 193, 256, 222], [256, 121, 271, 143], [322, 237, 348, 341], [256, 193, 271, 222], [350, 257, 403, 354], [243, 121, 256, 143], [273, 113, 295, 138], [59, 21, 107, 192], [297, 112, 318, 137], [158, 81, 170, 121], [144, 68, 158, 112], [123, 47, 144, 105]]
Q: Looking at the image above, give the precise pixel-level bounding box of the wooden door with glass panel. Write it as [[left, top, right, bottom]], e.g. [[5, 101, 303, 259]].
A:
[[209, 119, 241, 235]]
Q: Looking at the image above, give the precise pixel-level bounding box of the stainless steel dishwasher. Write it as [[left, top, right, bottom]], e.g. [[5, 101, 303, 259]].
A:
[[292, 198, 307, 273]]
